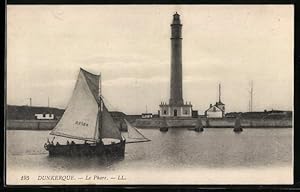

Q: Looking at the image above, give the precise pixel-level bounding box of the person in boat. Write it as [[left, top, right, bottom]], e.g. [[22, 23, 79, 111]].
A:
[[84, 141, 88, 145], [67, 141, 70, 145], [71, 141, 75, 145], [51, 137, 55, 145], [95, 139, 104, 146], [56, 142, 60, 146]]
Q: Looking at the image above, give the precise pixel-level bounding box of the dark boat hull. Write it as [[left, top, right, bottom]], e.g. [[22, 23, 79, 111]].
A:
[[194, 127, 204, 132], [160, 127, 168, 132], [233, 127, 243, 132], [44, 140, 125, 159], [188, 127, 204, 132]]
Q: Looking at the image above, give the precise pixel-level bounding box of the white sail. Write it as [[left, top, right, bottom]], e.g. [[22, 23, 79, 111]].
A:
[[100, 103, 122, 140], [50, 69, 100, 141], [124, 119, 150, 143]]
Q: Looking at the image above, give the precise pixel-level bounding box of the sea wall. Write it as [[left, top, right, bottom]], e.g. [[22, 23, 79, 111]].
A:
[[240, 119, 292, 128], [135, 118, 292, 128], [6, 117, 292, 131], [6, 120, 58, 130], [135, 118, 199, 128]]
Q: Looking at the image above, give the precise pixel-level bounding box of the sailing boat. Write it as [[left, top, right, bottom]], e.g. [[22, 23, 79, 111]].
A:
[[233, 114, 243, 133], [193, 117, 204, 132], [159, 118, 169, 132], [188, 117, 204, 132], [44, 68, 125, 158], [123, 119, 151, 143]]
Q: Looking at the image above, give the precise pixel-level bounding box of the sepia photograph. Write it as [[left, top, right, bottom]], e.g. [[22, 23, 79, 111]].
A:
[[6, 5, 293, 185]]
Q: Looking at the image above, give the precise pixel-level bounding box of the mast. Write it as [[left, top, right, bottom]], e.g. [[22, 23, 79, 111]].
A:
[[27, 97, 32, 107], [251, 81, 253, 112], [98, 72, 103, 141], [218, 83, 221, 103], [248, 81, 253, 112]]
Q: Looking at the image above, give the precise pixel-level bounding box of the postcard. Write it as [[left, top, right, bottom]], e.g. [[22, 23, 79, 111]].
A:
[[6, 5, 293, 185]]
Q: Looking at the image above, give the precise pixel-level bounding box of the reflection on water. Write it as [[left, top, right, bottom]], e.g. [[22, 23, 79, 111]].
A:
[[7, 128, 292, 172]]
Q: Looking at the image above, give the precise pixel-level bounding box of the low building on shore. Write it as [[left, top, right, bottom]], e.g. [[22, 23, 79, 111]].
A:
[[205, 84, 226, 118], [205, 103, 225, 118], [141, 113, 153, 119]]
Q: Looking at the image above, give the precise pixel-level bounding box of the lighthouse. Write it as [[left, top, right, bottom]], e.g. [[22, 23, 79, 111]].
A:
[[159, 13, 193, 117], [169, 12, 184, 106]]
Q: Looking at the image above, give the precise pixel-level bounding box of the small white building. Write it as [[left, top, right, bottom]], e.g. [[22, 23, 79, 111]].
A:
[[205, 84, 226, 118], [141, 113, 153, 119], [205, 103, 225, 118], [35, 113, 55, 120]]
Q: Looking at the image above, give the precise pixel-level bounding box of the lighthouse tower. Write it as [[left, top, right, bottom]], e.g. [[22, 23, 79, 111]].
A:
[[159, 12, 193, 117]]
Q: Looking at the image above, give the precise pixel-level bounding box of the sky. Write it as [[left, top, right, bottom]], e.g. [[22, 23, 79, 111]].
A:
[[7, 5, 293, 115]]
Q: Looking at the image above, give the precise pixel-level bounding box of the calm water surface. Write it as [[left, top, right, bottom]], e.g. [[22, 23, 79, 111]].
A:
[[6, 128, 292, 184]]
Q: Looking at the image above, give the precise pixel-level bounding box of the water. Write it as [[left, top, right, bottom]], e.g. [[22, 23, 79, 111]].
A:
[[6, 128, 292, 185]]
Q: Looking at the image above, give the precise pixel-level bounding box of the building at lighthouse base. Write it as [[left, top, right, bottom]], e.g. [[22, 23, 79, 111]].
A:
[[159, 102, 193, 117]]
